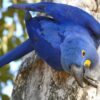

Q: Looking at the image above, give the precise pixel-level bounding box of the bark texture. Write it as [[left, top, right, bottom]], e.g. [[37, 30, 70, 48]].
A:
[[11, 0, 100, 100]]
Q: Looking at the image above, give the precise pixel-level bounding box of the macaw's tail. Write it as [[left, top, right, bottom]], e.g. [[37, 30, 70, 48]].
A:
[[9, 2, 100, 37], [0, 39, 34, 67]]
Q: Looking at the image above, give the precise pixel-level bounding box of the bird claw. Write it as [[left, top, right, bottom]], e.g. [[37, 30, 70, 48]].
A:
[[83, 75, 98, 88]]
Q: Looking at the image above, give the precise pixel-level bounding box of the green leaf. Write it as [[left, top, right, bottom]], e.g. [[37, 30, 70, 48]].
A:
[[2, 94, 10, 100]]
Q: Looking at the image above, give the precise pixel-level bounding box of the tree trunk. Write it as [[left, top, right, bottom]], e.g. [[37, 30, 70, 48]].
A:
[[11, 0, 100, 100]]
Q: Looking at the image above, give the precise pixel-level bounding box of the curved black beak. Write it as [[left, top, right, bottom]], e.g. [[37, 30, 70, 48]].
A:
[[71, 65, 98, 88], [71, 65, 84, 87]]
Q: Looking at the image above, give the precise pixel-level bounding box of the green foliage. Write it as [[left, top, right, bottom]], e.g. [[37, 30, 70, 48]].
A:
[[0, 0, 28, 99], [0, 0, 42, 99], [1, 94, 10, 100]]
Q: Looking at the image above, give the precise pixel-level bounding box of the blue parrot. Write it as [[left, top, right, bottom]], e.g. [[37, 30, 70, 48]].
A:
[[0, 2, 100, 87]]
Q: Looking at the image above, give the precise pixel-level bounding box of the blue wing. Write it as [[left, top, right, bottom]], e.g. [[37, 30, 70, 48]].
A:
[[25, 12, 63, 70], [9, 2, 100, 37]]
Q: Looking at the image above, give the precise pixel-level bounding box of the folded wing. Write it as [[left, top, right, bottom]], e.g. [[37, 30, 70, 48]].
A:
[[25, 11, 63, 70]]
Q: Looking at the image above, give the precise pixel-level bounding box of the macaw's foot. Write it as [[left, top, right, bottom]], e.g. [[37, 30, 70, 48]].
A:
[[83, 75, 98, 88]]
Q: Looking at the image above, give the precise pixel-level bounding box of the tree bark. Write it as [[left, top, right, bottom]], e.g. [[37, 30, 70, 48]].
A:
[[11, 0, 100, 100]]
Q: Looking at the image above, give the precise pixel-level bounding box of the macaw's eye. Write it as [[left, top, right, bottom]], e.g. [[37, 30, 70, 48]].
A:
[[82, 50, 86, 57]]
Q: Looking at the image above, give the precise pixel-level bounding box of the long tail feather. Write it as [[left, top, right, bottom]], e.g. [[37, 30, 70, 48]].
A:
[[0, 39, 34, 67], [9, 2, 100, 37]]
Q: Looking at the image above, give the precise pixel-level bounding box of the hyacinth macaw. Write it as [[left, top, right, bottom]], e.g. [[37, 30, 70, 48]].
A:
[[0, 2, 100, 87]]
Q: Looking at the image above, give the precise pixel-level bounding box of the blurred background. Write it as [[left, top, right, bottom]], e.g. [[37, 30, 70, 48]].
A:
[[1, 0, 99, 100], [0, 0, 41, 100]]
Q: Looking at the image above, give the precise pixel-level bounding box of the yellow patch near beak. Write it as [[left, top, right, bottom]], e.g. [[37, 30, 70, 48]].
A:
[[84, 59, 91, 68]]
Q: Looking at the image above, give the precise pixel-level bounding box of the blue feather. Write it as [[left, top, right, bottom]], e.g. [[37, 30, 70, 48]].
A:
[[25, 15, 62, 70], [9, 2, 100, 37], [25, 10, 98, 71], [0, 2, 99, 71], [0, 2, 99, 86], [0, 39, 34, 67]]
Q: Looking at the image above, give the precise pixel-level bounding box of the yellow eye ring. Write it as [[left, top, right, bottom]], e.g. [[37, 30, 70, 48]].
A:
[[82, 50, 86, 57]]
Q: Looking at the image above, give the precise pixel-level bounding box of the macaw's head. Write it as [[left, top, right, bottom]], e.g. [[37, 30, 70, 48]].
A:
[[61, 35, 99, 87]]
